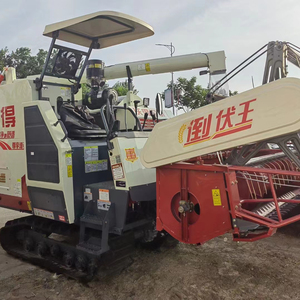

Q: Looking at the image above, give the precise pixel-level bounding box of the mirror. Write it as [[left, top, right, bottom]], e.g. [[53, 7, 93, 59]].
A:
[[155, 93, 163, 115], [143, 97, 150, 107]]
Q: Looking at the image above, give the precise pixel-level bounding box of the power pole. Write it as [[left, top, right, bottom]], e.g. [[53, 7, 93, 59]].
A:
[[155, 43, 176, 115]]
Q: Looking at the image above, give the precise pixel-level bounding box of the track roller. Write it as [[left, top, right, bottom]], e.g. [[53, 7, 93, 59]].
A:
[[63, 251, 75, 268], [37, 242, 48, 257]]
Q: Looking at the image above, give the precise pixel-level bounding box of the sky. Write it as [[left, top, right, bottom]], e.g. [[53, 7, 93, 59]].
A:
[[2, 0, 300, 110]]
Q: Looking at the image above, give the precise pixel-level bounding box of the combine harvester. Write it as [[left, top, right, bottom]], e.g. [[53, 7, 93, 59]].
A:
[[0, 11, 225, 280], [0, 10, 300, 280]]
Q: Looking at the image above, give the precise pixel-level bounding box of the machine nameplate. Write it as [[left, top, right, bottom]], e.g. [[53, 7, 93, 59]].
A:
[[212, 189, 222, 206], [33, 208, 54, 220], [116, 181, 126, 188], [58, 215, 66, 222]]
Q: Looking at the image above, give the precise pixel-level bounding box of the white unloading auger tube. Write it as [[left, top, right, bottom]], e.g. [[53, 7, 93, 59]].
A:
[[81, 51, 226, 82], [140, 77, 300, 168], [103, 51, 226, 79]]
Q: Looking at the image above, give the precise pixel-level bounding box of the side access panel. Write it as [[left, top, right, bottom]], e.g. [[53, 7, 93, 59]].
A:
[[70, 140, 113, 222], [23, 101, 74, 223], [24, 105, 59, 183]]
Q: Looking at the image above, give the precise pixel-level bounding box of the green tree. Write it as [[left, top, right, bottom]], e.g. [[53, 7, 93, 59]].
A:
[[81, 83, 90, 99], [164, 76, 208, 111], [0, 47, 9, 71], [229, 90, 238, 96], [0, 47, 47, 78], [112, 80, 138, 96]]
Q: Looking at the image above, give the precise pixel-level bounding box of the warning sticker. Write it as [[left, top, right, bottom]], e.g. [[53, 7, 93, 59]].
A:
[[27, 201, 32, 211], [212, 189, 222, 206], [145, 63, 151, 72], [14, 179, 22, 197], [60, 87, 71, 97], [112, 163, 125, 180], [85, 159, 108, 173], [67, 165, 73, 177], [66, 153, 73, 177], [99, 189, 109, 201], [33, 208, 54, 220], [84, 146, 98, 162]]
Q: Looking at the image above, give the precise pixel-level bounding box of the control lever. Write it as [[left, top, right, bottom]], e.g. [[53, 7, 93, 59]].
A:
[[134, 100, 140, 131], [134, 100, 140, 115], [53, 120, 68, 142], [149, 110, 156, 125], [142, 112, 148, 129], [124, 103, 128, 131]]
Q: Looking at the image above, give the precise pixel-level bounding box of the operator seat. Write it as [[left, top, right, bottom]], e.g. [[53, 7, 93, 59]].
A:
[[59, 104, 107, 139]]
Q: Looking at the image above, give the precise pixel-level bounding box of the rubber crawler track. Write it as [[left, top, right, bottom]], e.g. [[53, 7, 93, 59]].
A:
[[0, 216, 135, 282]]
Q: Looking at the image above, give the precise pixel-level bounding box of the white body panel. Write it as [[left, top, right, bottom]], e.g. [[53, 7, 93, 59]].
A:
[[141, 77, 300, 168], [109, 133, 156, 190], [0, 80, 32, 197], [0, 78, 75, 222]]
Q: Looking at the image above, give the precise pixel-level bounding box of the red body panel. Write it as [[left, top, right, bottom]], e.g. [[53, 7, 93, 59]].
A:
[[157, 165, 232, 244]]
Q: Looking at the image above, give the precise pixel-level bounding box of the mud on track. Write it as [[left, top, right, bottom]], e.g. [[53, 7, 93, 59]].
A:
[[1, 222, 300, 300]]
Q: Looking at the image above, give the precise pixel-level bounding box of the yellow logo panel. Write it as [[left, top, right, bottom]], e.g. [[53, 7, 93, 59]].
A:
[[125, 148, 138, 163]]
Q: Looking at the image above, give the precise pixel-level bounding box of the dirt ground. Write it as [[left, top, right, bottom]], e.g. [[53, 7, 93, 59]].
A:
[[1, 222, 300, 300]]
